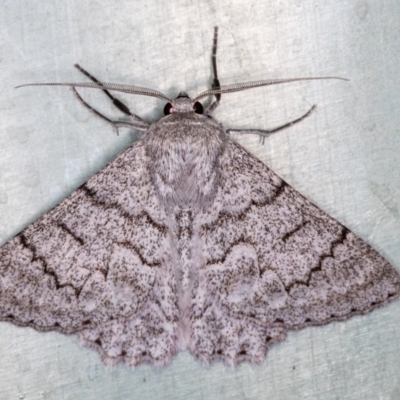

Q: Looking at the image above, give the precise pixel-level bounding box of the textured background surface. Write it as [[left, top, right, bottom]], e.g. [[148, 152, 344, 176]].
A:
[[1, 1, 399, 399]]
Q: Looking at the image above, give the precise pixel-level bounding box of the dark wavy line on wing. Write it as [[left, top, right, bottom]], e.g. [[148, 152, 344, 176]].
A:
[[79, 183, 168, 234], [202, 180, 287, 231]]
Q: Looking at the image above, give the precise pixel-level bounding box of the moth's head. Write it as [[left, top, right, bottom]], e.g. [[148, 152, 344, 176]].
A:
[[163, 92, 204, 115]]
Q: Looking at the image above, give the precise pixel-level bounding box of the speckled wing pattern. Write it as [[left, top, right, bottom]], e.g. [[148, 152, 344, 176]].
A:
[[0, 142, 180, 367], [0, 136, 399, 368], [188, 141, 400, 364]]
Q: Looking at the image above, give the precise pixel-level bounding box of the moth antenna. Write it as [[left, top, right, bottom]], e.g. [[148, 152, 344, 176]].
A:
[[194, 76, 349, 101], [15, 81, 173, 103]]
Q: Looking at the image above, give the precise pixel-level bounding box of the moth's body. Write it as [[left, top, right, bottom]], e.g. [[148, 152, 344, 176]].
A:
[[145, 94, 226, 210], [1, 28, 399, 368], [144, 94, 228, 352]]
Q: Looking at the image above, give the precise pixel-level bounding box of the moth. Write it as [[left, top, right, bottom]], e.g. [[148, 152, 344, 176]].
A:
[[2, 27, 398, 367]]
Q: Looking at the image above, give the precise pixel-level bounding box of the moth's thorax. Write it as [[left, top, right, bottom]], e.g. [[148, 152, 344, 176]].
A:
[[144, 112, 226, 209]]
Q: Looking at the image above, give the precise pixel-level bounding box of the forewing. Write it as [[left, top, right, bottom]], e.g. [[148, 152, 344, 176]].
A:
[[190, 140, 400, 364], [0, 141, 178, 366]]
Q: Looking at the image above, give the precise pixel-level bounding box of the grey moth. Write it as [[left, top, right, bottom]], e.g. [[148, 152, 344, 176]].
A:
[[1, 27, 398, 367]]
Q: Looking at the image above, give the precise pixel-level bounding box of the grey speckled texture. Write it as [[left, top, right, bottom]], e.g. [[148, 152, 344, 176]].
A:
[[0, 1, 399, 399]]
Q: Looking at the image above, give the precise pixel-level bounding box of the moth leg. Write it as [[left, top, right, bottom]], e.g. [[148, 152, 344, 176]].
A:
[[206, 26, 221, 117], [227, 105, 316, 143], [71, 88, 148, 133], [71, 88, 149, 135], [73, 64, 149, 130]]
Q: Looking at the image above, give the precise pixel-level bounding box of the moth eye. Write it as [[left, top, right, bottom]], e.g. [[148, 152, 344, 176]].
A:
[[193, 102, 203, 114], [164, 103, 174, 115]]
